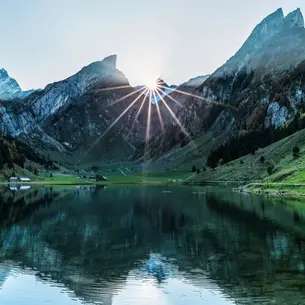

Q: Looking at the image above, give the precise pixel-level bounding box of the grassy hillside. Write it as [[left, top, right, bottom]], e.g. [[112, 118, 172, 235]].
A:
[[192, 128, 305, 185], [149, 124, 232, 172]]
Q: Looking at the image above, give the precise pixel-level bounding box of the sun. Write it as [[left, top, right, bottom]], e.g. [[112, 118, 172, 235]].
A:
[[145, 78, 159, 91]]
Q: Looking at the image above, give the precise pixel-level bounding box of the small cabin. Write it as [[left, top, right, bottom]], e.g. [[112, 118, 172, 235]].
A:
[[8, 177, 32, 183], [20, 177, 31, 183], [96, 175, 108, 182], [8, 177, 19, 183]]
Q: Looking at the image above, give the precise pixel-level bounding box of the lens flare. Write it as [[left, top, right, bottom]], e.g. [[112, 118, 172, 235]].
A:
[[79, 77, 235, 165], [146, 79, 159, 90]]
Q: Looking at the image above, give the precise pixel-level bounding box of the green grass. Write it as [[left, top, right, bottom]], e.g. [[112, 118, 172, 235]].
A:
[[245, 183, 305, 197], [150, 128, 231, 172], [179, 128, 305, 197], [0, 171, 192, 186], [192, 128, 305, 186]]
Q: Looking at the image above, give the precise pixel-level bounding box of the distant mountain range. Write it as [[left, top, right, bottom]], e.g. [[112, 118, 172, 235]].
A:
[[0, 7, 304, 169]]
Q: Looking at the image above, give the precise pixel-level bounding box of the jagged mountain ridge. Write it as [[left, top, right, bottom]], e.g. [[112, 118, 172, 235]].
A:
[[0, 55, 131, 136], [144, 8, 305, 166], [0, 55, 165, 163]]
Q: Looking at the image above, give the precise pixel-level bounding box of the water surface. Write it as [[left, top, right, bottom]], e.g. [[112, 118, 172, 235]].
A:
[[0, 185, 305, 304]]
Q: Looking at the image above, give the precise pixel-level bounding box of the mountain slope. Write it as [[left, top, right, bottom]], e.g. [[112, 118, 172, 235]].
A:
[[192, 126, 305, 185], [144, 8, 305, 169], [17, 56, 165, 163]]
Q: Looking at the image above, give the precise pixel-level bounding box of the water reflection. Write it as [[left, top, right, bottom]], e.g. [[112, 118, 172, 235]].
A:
[[0, 186, 305, 304]]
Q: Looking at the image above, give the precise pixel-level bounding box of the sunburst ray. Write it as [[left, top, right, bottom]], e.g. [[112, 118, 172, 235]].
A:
[[152, 89, 165, 132], [127, 92, 149, 138], [94, 85, 133, 92], [154, 88, 204, 161], [107, 86, 146, 107], [82, 88, 149, 160], [144, 91, 153, 161], [158, 85, 236, 110], [156, 87, 185, 109]]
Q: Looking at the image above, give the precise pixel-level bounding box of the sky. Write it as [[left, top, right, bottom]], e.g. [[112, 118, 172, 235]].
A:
[[0, 0, 304, 90]]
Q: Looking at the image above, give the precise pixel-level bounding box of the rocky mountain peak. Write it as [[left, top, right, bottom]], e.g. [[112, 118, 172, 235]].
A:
[[101, 54, 117, 69], [284, 8, 304, 29], [214, 8, 305, 77], [80, 54, 117, 74], [157, 78, 169, 88], [0, 68, 9, 78], [0, 68, 22, 100], [245, 8, 284, 49], [74, 54, 128, 89]]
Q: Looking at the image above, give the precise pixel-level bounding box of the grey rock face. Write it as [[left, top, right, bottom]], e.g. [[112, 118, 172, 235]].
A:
[[265, 102, 289, 128]]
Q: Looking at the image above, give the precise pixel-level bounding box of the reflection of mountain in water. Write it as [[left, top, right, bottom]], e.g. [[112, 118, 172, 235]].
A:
[[0, 186, 305, 304], [0, 265, 10, 289]]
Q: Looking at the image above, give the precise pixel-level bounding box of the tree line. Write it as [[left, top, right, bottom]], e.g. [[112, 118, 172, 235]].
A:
[[207, 113, 305, 168]]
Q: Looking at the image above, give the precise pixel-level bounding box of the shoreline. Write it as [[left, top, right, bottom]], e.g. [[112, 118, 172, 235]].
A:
[[235, 182, 305, 198], [0, 180, 180, 186], [2, 179, 305, 198]]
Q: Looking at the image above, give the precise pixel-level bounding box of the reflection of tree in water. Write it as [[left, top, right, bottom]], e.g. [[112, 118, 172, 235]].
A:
[[1, 188, 305, 303], [0, 187, 62, 228]]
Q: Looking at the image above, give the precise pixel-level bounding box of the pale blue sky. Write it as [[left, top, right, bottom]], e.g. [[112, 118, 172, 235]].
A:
[[0, 0, 304, 89]]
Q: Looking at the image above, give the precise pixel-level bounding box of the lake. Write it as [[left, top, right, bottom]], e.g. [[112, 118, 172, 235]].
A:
[[0, 185, 305, 304]]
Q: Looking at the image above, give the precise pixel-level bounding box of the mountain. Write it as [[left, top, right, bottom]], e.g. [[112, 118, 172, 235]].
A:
[[0, 55, 165, 164], [0, 55, 132, 137], [2, 8, 305, 169], [0, 69, 35, 100], [181, 75, 210, 88], [143, 8, 305, 168]]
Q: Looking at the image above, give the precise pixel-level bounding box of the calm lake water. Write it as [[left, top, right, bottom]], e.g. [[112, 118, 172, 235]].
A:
[[0, 185, 305, 304]]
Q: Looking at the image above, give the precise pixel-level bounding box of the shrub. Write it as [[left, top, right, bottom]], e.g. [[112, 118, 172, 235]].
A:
[[260, 156, 265, 163], [0, 151, 3, 170], [293, 145, 300, 158], [34, 167, 39, 176], [196, 168, 201, 174], [267, 165, 274, 176], [267, 160, 276, 176], [192, 165, 197, 173]]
